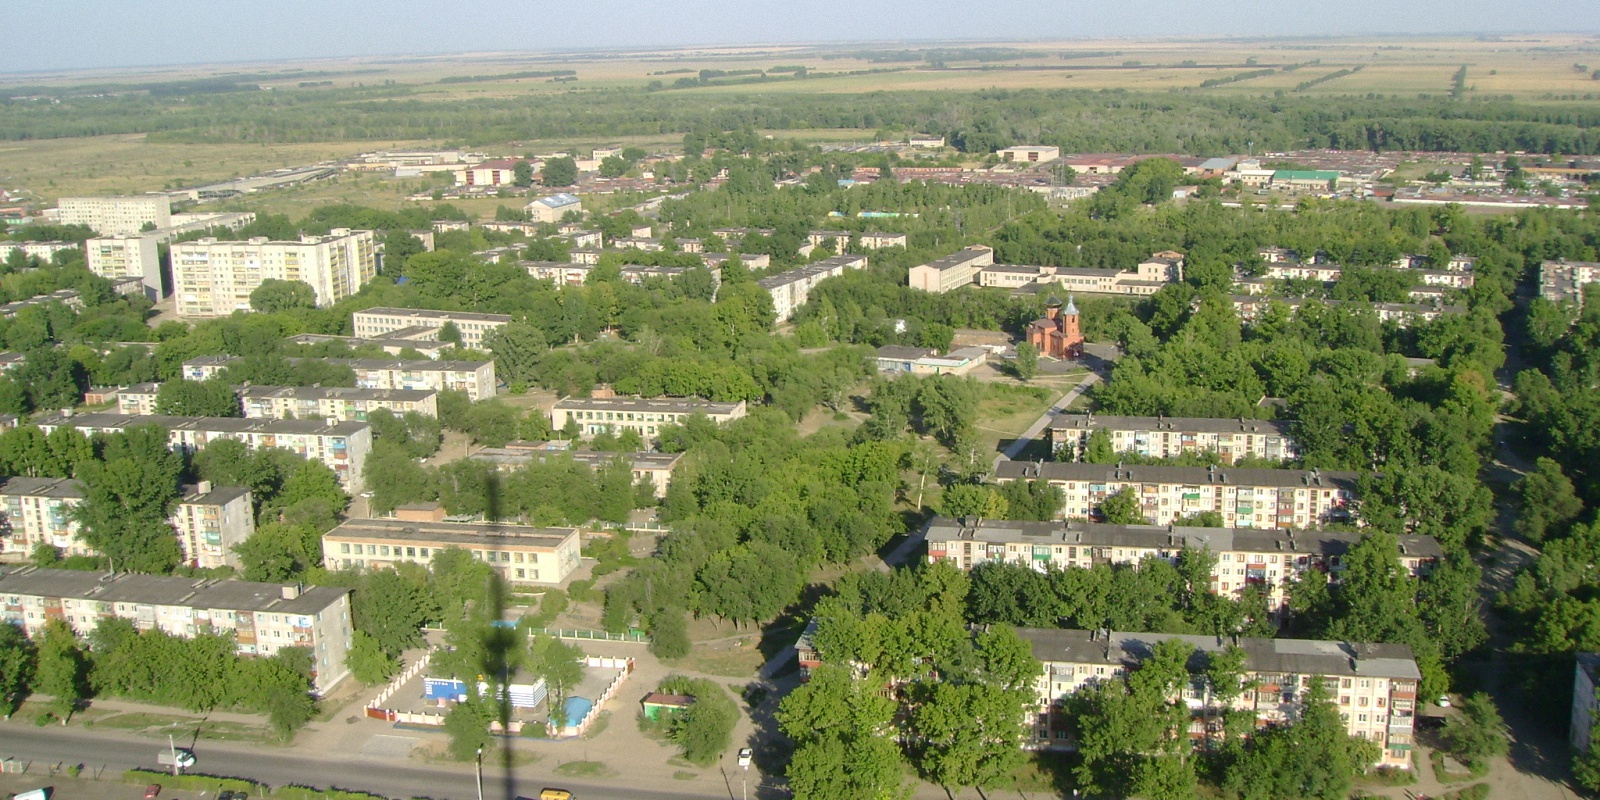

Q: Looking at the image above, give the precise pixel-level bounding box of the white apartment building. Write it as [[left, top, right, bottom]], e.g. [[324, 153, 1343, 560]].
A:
[[993, 462, 1358, 529], [470, 444, 684, 498], [0, 240, 80, 264], [85, 234, 163, 299], [56, 196, 172, 235], [859, 232, 909, 250], [352, 307, 511, 348], [1049, 413, 1300, 463], [322, 518, 582, 587], [1229, 296, 1465, 328], [756, 254, 868, 323], [908, 246, 996, 293], [526, 193, 582, 223], [978, 252, 1185, 297], [1019, 628, 1420, 768], [1542, 260, 1600, 306], [34, 412, 372, 493], [181, 356, 497, 401], [551, 396, 747, 443], [0, 477, 254, 570], [923, 517, 1440, 613], [0, 565, 353, 693], [241, 385, 439, 421], [171, 228, 376, 317]]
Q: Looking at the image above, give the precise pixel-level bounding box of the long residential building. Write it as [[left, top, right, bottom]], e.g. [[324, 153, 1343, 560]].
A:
[[85, 234, 163, 299], [924, 517, 1440, 612], [993, 461, 1358, 528], [115, 383, 437, 421], [34, 412, 372, 493], [0, 477, 255, 570], [56, 196, 171, 235], [0, 565, 352, 693], [182, 356, 497, 400], [322, 518, 581, 586], [0, 240, 80, 264], [352, 307, 512, 348], [908, 246, 996, 293], [1541, 260, 1600, 306], [470, 443, 683, 498], [551, 396, 747, 443], [1019, 627, 1420, 768], [1229, 295, 1465, 327], [756, 254, 868, 323], [1048, 413, 1300, 463], [171, 228, 377, 318]]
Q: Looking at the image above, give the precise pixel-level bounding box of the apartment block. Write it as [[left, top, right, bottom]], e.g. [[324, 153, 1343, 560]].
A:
[[806, 231, 851, 251], [181, 356, 497, 401], [352, 307, 511, 348], [1542, 260, 1600, 306], [1572, 654, 1600, 751], [924, 517, 1440, 612], [993, 462, 1358, 528], [0, 565, 352, 693], [470, 443, 683, 498], [551, 396, 747, 443], [756, 254, 868, 323], [241, 385, 439, 421], [171, 228, 376, 317], [85, 234, 163, 299], [56, 196, 172, 235], [858, 232, 908, 250], [1229, 295, 1465, 328], [1048, 413, 1300, 463], [170, 483, 255, 570], [34, 412, 372, 493], [0, 240, 80, 264], [1020, 628, 1420, 768], [526, 193, 582, 223], [909, 246, 995, 293], [322, 518, 581, 586]]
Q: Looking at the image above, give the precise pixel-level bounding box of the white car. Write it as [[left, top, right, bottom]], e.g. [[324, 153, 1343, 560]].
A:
[[1437, 695, 1452, 708], [737, 748, 753, 768]]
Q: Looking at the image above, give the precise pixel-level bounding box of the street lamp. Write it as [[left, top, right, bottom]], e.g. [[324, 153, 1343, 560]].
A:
[[168, 734, 179, 778], [475, 747, 484, 800]]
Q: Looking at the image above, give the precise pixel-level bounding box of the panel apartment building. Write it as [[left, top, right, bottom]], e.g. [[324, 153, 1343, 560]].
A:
[[0, 477, 255, 570], [470, 443, 684, 498], [322, 518, 581, 587], [182, 356, 497, 401], [924, 517, 1441, 613], [84, 234, 163, 300], [756, 254, 868, 323], [1048, 413, 1301, 463], [171, 228, 377, 318], [57, 196, 172, 235], [1541, 260, 1600, 306], [551, 396, 748, 443], [993, 462, 1358, 528], [1019, 628, 1420, 768], [0, 565, 352, 693], [352, 307, 512, 348], [115, 383, 439, 421], [34, 412, 372, 493]]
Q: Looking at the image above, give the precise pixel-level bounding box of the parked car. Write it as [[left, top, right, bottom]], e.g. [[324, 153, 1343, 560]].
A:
[[537, 790, 572, 800], [219, 792, 236, 800], [144, 786, 161, 800], [737, 748, 753, 768]]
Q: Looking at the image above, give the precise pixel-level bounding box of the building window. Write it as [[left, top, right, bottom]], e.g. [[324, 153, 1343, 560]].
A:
[[340, 543, 350, 554]]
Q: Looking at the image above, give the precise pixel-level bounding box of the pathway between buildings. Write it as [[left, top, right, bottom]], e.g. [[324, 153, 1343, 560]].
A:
[[998, 369, 1101, 463]]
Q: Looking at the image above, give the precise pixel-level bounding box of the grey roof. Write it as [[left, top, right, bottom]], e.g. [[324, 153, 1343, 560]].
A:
[[1050, 413, 1295, 437], [1017, 627, 1421, 680], [995, 461, 1359, 491], [919, 246, 992, 272], [355, 307, 512, 324], [553, 396, 744, 415], [0, 476, 85, 500], [471, 448, 682, 471], [0, 566, 348, 615], [922, 516, 1442, 559], [755, 255, 867, 290], [184, 356, 489, 373], [179, 483, 252, 506], [240, 385, 436, 403], [325, 519, 578, 550], [34, 412, 368, 438], [875, 345, 936, 360]]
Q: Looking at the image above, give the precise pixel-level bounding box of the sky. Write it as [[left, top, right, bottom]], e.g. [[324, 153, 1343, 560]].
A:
[[5, 0, 1598, 74]]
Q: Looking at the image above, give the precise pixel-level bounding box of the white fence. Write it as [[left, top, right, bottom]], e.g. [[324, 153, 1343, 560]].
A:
[[552, 656, 635, 738], [365, 648, 435, 722]]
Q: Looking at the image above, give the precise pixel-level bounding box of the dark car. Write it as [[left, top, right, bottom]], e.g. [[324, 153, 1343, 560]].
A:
[[144, 786, 161, 800]]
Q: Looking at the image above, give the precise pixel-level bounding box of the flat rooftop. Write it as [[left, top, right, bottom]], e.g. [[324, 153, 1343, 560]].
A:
[[35, 412, 368, 437], [0, 566, 348, 615], [240, 385, 437, 403], [1049, 413, 1295, 437], [553, 396, 744, 415], [1017, 627, 1421, 681], [996, 461, 1359, 490], [355, 307, 513, 324], [326, 519, 578, 550], [923, 516, 1441, 559]]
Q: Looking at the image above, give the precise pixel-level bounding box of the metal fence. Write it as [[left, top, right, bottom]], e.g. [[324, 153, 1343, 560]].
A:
[[526, 627, 649, 643]]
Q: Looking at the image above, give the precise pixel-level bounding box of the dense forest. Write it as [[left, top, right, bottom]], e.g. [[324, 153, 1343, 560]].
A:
[[1, 86, 1597, 154]]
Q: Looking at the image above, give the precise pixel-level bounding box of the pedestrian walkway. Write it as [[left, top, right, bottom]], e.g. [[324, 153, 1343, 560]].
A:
[[999, 370, 1100, 461]]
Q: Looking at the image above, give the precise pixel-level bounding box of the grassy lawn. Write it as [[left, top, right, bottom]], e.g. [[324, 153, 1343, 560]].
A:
[[663, 646, 765, 679], [553, 760, 614, 778]]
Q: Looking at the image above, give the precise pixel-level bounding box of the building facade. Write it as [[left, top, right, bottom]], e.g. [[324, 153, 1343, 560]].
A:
[[526, 193, 582, 223], [322, 518, 581, 586], [1019, 628, 1420, 768], [34, 412, 372, 493], [871, 345, 986, 377], [1026, 295, 1085, 360], [909, 246, 996, 294], [1542, 260, 1600, 306], [171, 229, 376, 317], [924, 517, 1440, 612], [170, 483, 256, 570], [1049, 413, 1300, 463], [997, 145, 1061, 164], [993, 462, 1358, 528], [470, 444, 683, 498], [85, 234, 163, 299], [352, 307, 512, 348], [182, 356, 497, 401], [57, 196, 172, 235], [551, 397, 747, 443], [756, 254, 868, 323], [0, 565, 352, 693], [240, 385, 439, 421]]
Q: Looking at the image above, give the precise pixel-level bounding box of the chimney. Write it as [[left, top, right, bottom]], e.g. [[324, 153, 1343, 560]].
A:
[[197, 480, 212, 495], [281, 583, 301, 600]]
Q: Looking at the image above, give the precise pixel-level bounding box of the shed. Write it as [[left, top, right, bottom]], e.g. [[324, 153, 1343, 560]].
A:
[[640, 692, 694, 720]]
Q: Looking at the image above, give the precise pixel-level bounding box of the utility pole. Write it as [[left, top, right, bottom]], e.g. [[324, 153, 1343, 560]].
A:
[[475, 747, 484, 800], [167, 734, 178, 777]]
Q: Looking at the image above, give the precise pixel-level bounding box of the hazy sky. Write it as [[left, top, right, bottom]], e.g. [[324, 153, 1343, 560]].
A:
[[6, 0, 1597, 74]]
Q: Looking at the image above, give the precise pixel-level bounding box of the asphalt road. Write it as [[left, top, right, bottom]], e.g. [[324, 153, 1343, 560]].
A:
[[0, 725, 745, 800]]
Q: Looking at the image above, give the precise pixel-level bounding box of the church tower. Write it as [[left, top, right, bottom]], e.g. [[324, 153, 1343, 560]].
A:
[[1061, 294, 1084, 358]]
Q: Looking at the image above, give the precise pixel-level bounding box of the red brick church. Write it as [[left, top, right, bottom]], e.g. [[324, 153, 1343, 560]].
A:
[[1027, 294, 1084, 360]]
